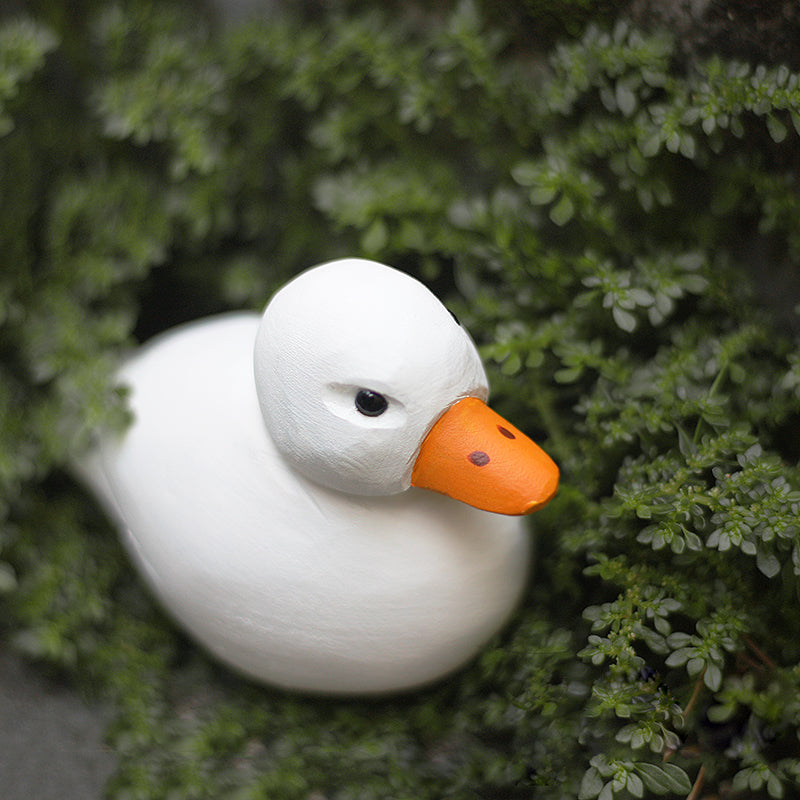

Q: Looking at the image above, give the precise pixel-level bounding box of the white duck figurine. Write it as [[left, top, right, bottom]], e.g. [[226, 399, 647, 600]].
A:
[[76, 259, 558, 694]]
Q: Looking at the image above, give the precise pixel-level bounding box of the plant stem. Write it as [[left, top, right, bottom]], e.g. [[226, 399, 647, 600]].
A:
[[693, 362, 729, 444], [686, 764, 707, 800], [682, 671, 706, 719]]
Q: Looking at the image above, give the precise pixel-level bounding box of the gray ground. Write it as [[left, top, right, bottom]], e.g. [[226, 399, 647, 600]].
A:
[[0, 646, 116, 799]]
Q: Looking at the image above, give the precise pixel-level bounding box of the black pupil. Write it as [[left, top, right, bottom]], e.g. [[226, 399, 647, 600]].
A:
[[355, 389, 388, 417]]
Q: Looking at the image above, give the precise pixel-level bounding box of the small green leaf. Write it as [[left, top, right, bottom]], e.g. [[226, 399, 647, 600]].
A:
[[757, 551, 781, 578], [501, 351, 522, 375], [766, 771, 783, 798], [549, 193, 575, 225], [598, 782, 614, 800], [704, 662, 722, 691], [707, 702, 737, 722], [612, 306, 637, 332], [766, 114, 787, 143], [529, 185, 558, 204], [636, 763, 692, 794], [511, 161, 538, 186], [687, 656, 705, 676], [627, 772, 644, 798], [616, 82, 637, 116], [0, 561, 16, 593], [579, 766, 605, 799], [361, 218, 388, 254]]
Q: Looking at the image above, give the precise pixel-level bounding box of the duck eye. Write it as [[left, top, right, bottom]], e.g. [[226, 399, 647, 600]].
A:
[[355, 389, 388, 417]]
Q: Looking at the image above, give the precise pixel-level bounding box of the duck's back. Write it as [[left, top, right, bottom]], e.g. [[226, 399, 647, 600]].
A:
[[77, 313, 263, 529], [76, 314, 531, 693]]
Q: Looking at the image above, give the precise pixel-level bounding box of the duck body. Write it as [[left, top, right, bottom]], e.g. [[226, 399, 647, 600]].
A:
[[77, 260, 557, 694]]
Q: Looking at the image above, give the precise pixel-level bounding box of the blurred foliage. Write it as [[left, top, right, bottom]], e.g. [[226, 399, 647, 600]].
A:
[[1, 1, 800, 798]]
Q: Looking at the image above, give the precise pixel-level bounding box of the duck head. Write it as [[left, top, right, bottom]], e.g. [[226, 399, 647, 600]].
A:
[[254, 259, 558, 515]]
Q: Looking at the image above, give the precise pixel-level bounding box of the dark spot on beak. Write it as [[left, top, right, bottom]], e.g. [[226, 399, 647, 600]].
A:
[[497, 426, 516, 439], [468, 450, 490, 467]]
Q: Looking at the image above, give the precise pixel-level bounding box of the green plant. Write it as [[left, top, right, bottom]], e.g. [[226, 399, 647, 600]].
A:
[[2, 1, 800, 798]]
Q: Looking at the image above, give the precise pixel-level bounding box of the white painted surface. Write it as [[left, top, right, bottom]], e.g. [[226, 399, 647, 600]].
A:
[[76, 260, 530, 693]]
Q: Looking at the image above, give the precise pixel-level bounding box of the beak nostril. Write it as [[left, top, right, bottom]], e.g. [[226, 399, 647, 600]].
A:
[[468, 450, 491, 467], [497, 426, 516, 440]]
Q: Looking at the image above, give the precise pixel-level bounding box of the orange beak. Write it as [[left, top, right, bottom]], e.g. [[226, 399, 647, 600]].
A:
[[410, 397, 559, 515]]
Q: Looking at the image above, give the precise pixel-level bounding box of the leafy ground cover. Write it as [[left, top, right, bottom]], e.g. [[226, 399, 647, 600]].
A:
[[1, 2, 800, 798]]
